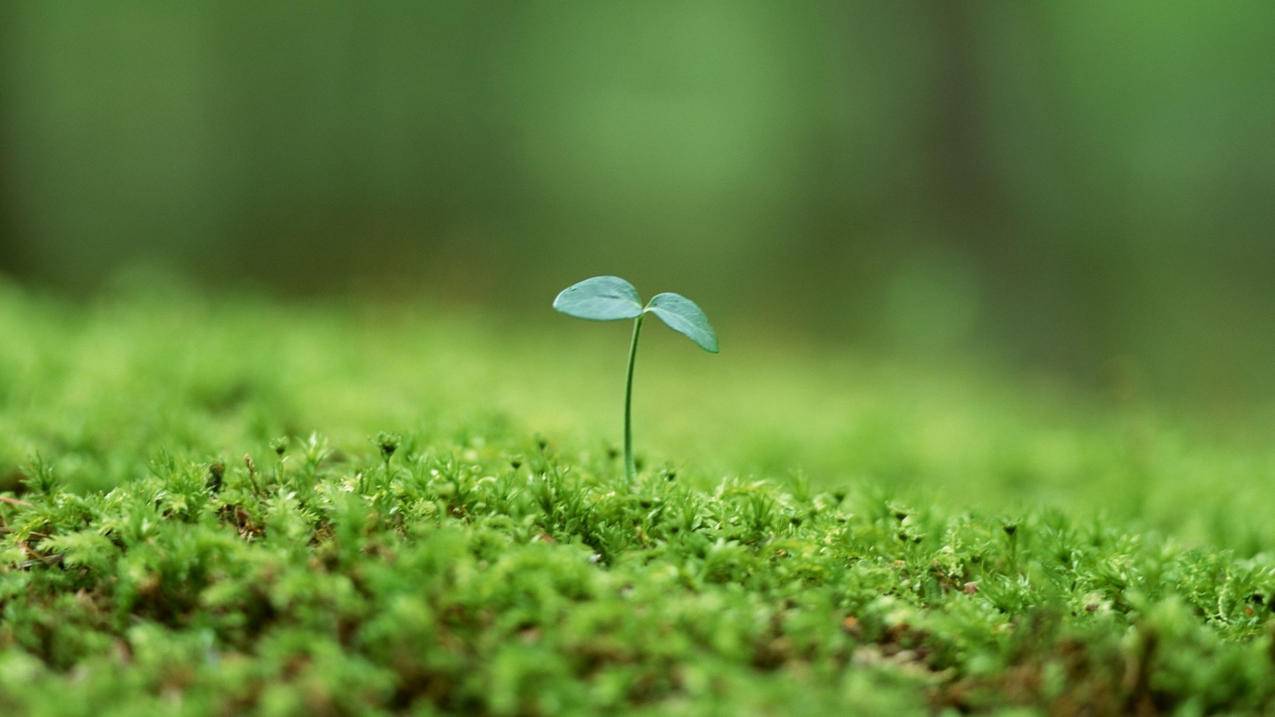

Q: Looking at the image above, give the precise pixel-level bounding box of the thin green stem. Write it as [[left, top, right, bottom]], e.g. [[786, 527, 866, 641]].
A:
[[624, 314, 644, 480]]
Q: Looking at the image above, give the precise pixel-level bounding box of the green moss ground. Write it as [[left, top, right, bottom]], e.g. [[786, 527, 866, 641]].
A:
[[2, 282, 1275, 715]]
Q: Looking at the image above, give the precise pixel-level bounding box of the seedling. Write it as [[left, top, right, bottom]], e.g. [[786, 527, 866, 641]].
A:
[[553, 276, 718, 479]]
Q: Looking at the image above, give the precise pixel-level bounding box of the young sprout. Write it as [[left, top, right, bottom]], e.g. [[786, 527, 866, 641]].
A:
[[553, 276, 718, 480]]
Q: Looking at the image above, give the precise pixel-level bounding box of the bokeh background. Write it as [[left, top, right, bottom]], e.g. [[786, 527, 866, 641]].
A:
[[3, 1, 1274, 405]]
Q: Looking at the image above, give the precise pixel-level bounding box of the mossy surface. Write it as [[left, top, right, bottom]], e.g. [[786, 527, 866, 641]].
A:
[[2, 285, 1274, 715]]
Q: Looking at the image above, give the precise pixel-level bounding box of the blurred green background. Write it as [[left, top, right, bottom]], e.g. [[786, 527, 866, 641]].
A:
[[2, 1, 1273, 404]]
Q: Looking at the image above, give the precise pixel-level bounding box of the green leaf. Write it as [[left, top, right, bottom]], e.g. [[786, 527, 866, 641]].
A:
[[645, 292, 718, 353], [553, 276, 644, 321]]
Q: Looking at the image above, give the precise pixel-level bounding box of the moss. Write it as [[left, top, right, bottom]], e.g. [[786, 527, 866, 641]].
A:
[[0, 285, 1273, 714]]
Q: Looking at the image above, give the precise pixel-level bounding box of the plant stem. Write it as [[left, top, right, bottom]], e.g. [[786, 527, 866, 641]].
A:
[[624, 314, 644, 480]]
